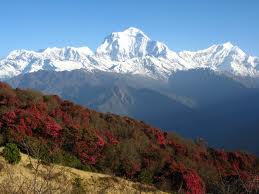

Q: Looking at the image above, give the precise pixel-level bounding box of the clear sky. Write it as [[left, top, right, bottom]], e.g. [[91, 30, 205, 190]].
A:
[[0, 0, 259, 57]]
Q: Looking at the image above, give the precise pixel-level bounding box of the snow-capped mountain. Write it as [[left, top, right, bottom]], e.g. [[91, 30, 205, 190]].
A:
[[179, 42, 259, 77], [96, 27, 179, 60], [0, 46, 95, 79], [0, 27, 258, 80]]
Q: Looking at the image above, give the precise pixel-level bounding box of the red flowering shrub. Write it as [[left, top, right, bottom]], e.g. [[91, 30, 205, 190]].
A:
[[44, 116, 62, 137], [74, 130, 106, 165], [60, 101, 90, 129], [168, 140, 188, 155], [75, 140, 99, 165], [143, 127, 166, 145], [0, 82, 258, 194], [0, 106, 62, 143], [1, 110, 34, 137], [156, 131, 166, 145], [165, 161, 205, 194], [96, 133, 106, 147], [246, 175, 259, 191], [214, 150, 228, 161], [103, 130, 119, 145], [118, 159, 141, 178], [182, 169, 205, 194]]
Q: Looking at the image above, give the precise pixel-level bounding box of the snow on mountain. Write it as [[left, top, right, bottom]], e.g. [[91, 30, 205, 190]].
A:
[[0, 27, 258, 80], [96, 27, 180, 60], [0, 47, 95, 79], [96, 27, 150, 60], [179, 42, 259, 77]]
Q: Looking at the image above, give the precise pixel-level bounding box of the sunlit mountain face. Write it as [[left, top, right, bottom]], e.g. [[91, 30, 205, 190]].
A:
[[1, 27, 258, 80]]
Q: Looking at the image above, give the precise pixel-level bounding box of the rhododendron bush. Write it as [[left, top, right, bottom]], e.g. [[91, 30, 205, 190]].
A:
[[0, 82, 258, 193]]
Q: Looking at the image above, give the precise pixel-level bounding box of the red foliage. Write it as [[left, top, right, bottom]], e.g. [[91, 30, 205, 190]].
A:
[[60, 101, 90, 129], [215, 150, 228, 161], [228, 151, 256, 171], [103, 130, 119, 145], [143, 127, 166, 145], [182, 169, 205, 194], [168, 140, 188, 155], [0, 106, 62, 141], [74, 130, 107, 165], [156, 131, 166, 145], [74, 140, 96, 165], [96, 133, 106, 147], [120, 159, 141, 178], [0, 82, 11, 89], [168, 161, 205, 194], [50, 108, 74, 128], [44, 116, 62, 137], [242, 173, 259, 191], [0, 82, 258, 194]]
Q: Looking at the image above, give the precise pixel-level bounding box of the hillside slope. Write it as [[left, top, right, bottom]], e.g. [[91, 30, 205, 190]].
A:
[[0, 147, 166, 194], [0, 82, 258, 193], [8, 69, 259, 154]]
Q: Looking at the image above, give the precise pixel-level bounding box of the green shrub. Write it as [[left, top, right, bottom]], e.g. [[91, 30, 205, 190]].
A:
[[3, 143, 21, 164], [61, 151, 82, 169], [138, 169, 153, 184]]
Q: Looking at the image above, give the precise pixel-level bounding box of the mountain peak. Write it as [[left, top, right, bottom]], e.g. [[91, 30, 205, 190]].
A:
[[96, 27, 175, 61], [219, 42, 246, 58], [120, 27, 149, 38], [190, 41, 242, 56], [96, 27, 152, 61], [221, 41, 234, 49], [216, 42, 245, 54]]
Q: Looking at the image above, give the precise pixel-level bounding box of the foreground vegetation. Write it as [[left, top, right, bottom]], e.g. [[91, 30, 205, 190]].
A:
[[0, 146, 164, 194], [0, 82, 258, 193]]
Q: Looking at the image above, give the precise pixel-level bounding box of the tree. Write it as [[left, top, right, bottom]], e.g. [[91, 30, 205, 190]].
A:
[[3, 143, 21, 164], [138, 169, 153, 184]]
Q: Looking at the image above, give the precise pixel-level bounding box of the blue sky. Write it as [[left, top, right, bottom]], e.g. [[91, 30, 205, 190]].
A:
[[0, 0, 259, 57]]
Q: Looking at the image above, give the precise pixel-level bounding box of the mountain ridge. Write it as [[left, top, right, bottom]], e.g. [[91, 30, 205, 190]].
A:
[[0, 27, 258, 80]]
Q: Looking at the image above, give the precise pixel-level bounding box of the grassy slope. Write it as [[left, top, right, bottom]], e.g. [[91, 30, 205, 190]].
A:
[[0, 147, 167, 194]]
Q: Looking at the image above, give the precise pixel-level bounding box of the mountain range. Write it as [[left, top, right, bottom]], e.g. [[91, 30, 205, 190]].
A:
[[0, 27, 259, 80], [1, 27, 259, 155]]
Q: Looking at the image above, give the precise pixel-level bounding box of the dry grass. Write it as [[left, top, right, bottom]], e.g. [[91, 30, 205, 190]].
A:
[[0, 147, 167, 194]]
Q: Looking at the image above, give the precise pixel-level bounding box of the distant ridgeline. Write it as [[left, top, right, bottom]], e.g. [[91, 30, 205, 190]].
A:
[[0, 82, 258, 193], [1, 27, 259, 80]]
